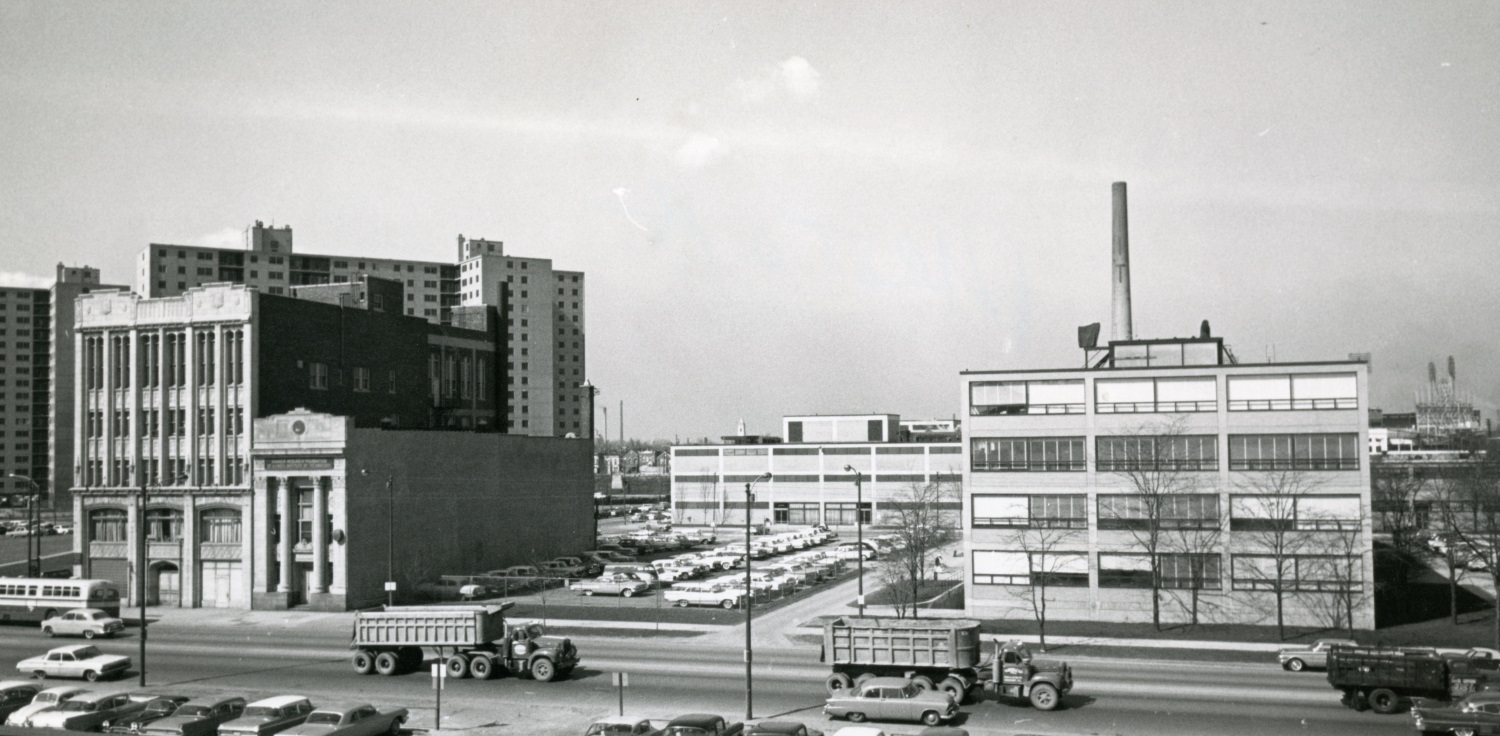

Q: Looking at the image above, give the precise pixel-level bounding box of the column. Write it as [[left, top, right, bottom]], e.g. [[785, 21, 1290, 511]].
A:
[[181, 495, 197, 608], [128, 330, 142, 487], [126, 498, 141, 606], [102, 333, 115, 485], [183, 326, 197, 487], [213, 325, 226, 487], [276, 478, 293, 594], [311, 477, 328, 594]]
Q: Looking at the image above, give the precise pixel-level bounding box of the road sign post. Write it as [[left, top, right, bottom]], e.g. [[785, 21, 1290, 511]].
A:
[[431, 661, 446, 727], [611, 672, 629, 716]]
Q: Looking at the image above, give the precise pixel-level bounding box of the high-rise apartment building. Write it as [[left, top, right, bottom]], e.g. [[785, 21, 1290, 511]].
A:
[[135, 222, 585, 437]]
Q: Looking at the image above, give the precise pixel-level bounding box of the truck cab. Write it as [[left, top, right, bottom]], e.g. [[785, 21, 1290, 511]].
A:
[[984, 640, 1072, 711]]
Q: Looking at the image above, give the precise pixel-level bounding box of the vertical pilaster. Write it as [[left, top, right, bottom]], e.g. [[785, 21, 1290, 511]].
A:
[[126, 498, 141, 606], [311, 477, 328, 594], [276, 479, 293, 594], [181, 494, 197, 607]]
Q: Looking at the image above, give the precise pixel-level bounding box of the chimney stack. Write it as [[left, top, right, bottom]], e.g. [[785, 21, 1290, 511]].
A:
[[1111, 182, 1134, 341]]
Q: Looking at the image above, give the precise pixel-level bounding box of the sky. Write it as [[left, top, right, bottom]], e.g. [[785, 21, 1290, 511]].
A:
[[1, 1, 1497, 441]]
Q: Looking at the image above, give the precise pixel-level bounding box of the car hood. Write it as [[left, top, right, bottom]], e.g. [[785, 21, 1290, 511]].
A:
[[279, 723, 337, 736], [28, 710, 84, 727], [8, 703, 59, 724], [146, 714, 213, 730], [1277, 646, 1313, 654], [221, 715, 281, 731]]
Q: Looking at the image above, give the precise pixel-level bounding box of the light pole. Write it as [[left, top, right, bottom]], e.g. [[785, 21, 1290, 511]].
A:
[[844, 465, 865, 617], [361, 470, 396, 607], [744, 471, 771, 721], [139, 470, 188, 687], [5, 474, 41, 577]]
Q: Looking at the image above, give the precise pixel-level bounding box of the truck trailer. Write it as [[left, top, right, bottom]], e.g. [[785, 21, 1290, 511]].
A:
[[1327, 645, 1499, 714], [350, 603, 579, 682]]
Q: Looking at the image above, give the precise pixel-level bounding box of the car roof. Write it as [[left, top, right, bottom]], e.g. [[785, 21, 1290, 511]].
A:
[[0, 680, 39, 691], [49, 644, 102, 654], [38, 685, 91, 695], [592, 716, 649, 725], [749, 721, 809, 734], [73, 691, 131, 703], [246, 695, 310, 708], [312, 704, 372, 713], [668, 714, 726, 726], [860, 677, 913, 688]]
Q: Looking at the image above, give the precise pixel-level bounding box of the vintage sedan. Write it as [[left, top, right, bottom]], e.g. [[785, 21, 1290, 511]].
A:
[[42, 608, 126, 639], [29, 690, 146, 731], [745, 720, 824, 736], [1412, 691, 1500, 735], [280, 704, 407, 736], [583, 716, 657, 735], [1277, 638, 1358, 672], [570, 574, 649, 598], [0, 681, 41, 723], [5, 684, 89, 726], [664, 583, 743, 609], [140, 695, 248, 736], [17, 643, 131, 681], [219, 695, 316, 736], [105, 695, 193, 732], [823, 677, 959, 727], [657, 713, 743, 736]]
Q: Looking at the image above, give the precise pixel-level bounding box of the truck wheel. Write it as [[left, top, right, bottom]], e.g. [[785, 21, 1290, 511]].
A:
[[939, 676, 966, 703], [921, 711, 942, 727], [676, 600, 690, 608], [352, 650, 375, 675], [1029, 682, 1060, 711], [910, 675, 935, 692], [846, 712, 866, 723], [446, 655, 471, 679], [825, 673, 853, 696], [1368, 688, 1399, 714], [1284, 658, 1305, 672], [469, 656, 494, 680], [374, 652, 401, 676], [531, 658, 556, 682]]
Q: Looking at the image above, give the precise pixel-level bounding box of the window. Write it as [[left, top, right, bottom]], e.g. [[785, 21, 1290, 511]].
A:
[[309, 362, 329, 390], [970, 380, 1084, 415], [1232, 554, 1362, 592], [824, 502, 870, 526], [971, 437, 1085, 471], [972, 495, 1087, 529], [773, 502, 820, 525], [1230, 494, 1360, 531], [89, 508, 126, 542], [1157, 553, 1221, 589], [144, 508, 183, 542], [1227, 373, 1357, 411], [353, 367, 370, 392], [1096, 435, 1218, 471], [971, 495, 1028, 527], [1228, 434, 1359, 470], [1097, 494, 1220, 530], [200, 508, 242, 543], [972, 551, 1029, 585], [1097, 553, 1154, 588], [1095, 376, 1216, 413]]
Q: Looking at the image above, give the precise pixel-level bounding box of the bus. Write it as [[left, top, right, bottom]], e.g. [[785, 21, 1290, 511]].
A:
[[0, 577, 121, 624]]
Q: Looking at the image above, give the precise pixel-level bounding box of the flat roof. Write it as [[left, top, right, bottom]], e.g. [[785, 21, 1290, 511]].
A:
[[961, 359, 1365, 377]]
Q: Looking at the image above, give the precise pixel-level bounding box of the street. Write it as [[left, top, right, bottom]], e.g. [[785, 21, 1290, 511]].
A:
[[0, 618, 1413, 736]]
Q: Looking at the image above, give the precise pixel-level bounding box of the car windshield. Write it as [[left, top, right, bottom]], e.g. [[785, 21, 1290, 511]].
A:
[[901, 683, 919, 697], [73, 647, 102, 658], [58, 701, 97, 712], [145, 700, 180, 714], [176, 705, 213, 717], [243, 707, 281, 717], [35, 694, 61, 704], [85, 612, 108, 620], [305, 713, 342, 725], [584, 725, 638, 735]]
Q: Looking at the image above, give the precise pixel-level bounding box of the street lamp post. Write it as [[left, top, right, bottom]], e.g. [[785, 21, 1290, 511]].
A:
[[844, 466, 865, 617], [139, 471, 188, 687], [5, 474, 41, 577], [744, 471, 771, 721]]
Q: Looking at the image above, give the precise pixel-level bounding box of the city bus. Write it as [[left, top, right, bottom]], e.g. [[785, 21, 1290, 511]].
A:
[[0, 578, 121, 624]]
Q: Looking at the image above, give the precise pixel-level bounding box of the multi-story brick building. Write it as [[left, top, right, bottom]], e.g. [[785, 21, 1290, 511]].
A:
[[134, 222, 586, 437], [961, 334, 1373, 629]]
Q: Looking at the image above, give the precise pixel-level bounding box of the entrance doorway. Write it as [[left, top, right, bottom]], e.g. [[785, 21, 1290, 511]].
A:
[[150, 563, 181, 606]]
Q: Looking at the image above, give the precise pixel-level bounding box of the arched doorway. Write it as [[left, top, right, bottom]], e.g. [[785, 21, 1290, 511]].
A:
[[149, 562, 181, 606]]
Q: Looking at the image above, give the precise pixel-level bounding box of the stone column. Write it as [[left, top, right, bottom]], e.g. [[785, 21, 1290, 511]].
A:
[[276, 479, 293, 594], [126, 497, 141, 606], [181, 494, 197, 608], [311, 477, 328, 594]]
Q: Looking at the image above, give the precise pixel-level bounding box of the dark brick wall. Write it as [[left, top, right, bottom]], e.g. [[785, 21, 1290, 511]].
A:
[[343, 430, 595, 608]]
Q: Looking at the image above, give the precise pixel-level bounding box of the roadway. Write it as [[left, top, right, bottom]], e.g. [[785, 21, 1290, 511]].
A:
[[0, 621, 1413, 736]]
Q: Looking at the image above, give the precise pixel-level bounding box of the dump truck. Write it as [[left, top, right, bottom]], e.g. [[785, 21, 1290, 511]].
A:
[[821, 618, 1072, 709], [1327, 645, 1500, 714], [349, 603, 579, 682]]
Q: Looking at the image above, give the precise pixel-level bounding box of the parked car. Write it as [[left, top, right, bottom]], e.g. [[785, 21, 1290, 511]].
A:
[[17, 643, 131, 681], [28, 690, 146, 731], [570, 574, 650, 598], [823, 677, 959, 727], [538, 561, 586, 578], [42, 608, 126, 639], [827, 728, 886, 736], [1278, 638, 1358, 672], [0, 681, 41, 724], [279, 703, 407, 736], [139, 695, 248, 736], [5, 684, 89, 726], [834, 542, 878, 561], [657, 713, 743, 736], [219, 696, 316, 736], [583, 716, 657, 735], [745, 720, 823, 736], [105, 695, 193, 733], [553, 556, 601, 576], [1412, 691, 1500, 735], [664, 583, 743, 609]]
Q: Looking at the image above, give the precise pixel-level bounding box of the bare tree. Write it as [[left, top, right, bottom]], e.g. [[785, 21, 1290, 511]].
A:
[[875, 557, 917, 619], [1372, 466, 1429, 587], [1299, 510, 1368, 639], [1100, 419, 1216, 631], [880, 479, 961, 620], [1435, 457, 1500, 649], [1008, 527, 1084, 649], [1232, 469, 1322, 640], [1160, 527, 1224, 627]]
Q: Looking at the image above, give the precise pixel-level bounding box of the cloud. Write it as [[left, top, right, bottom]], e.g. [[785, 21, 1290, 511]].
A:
[[780, 57, 821, 99], [0, 271, 52, 289], [675, 133, 724, 169], [734, 56, 822, 105]]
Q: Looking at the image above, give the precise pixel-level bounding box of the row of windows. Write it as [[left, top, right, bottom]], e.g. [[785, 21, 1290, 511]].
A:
[[773, 502, 871, 526], [971, 494, 1361, 531], [971, 434, 1360, 472], [972, 550, 1362, 591], [79, 456, 248, 488], [969, 373, 1358, 416], [85, 407, 246, 439], [84, 331, 247, 390], [88, 507, 243, 544]]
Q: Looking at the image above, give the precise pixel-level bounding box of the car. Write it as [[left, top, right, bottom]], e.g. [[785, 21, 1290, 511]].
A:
[[553, 556, 601, 576], [17, 643, 131, 681], [915, 729, 969, 736], [657, 713, 743, 736], [823, 677, 959, 727], [827, 729, 886, 736], [279, 703, 408, 736], [1412, 690, 1500, 735], [664, 583, 743, 609], [538, 560, 587, 578], [219, 696, 316, 736], [42, 608, 127, 639], [834, 543, 879, 561], [139, 695, 248, 736], [5, 684, 89, 726], [0, 681, 42, 724], [105, 695, 193, 733], [745, 720, 824, 736], [583, 716, 658, 735], [28, 690, 146, 731], [1278, 638, 1358, 671], [570, 574, 650, 597]]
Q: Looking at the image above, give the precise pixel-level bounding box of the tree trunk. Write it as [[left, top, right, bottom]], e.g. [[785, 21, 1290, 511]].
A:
[[1276, 587, 1286, 640], [1038, 584, 1048, 650], [1450, 549, 1459, 626]]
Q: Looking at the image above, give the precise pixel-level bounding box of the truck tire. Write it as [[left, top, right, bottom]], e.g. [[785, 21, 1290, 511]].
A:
[[446, 655, 471, 679], [531, 658, 556, 682], [825, 673, 853, 696], [1029, 682, 1060, 711], [374, 652, 401, 676], [910, 675, 935, 692], [1368, 688, 1399, 714], [469, 656, 494, 680], [939, 676, 966, 703], [1284, 658, 1305, 672], [352, 650, 375, 675], [846, 712, 866, 723], [921, 711, 942, 727]]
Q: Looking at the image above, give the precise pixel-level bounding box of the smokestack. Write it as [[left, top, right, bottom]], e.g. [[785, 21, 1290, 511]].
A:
[[1111, 182, 1133, 341], [1429, 362, 1438, 385], [1448, 355, 1456, 383]]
